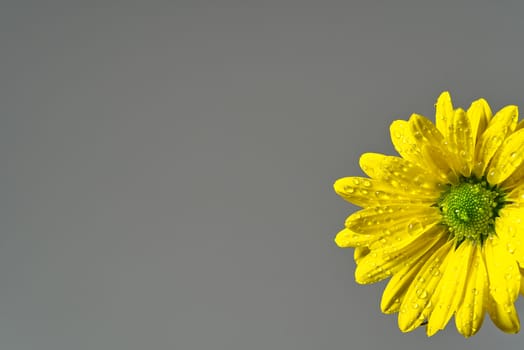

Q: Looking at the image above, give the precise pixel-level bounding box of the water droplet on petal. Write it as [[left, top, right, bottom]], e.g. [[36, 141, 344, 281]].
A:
[[504, 303, 513, 313], [407, 221, 422, 235], [416, 289, 428, 299]]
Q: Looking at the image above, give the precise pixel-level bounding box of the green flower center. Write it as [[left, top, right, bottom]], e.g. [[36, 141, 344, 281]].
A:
[[437, 179, 506, 244]]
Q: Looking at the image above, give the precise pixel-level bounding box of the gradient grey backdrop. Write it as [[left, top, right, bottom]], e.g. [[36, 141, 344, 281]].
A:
[[4, 1, 524, 349]]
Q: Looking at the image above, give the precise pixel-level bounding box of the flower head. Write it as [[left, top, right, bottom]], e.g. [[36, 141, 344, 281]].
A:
[[334, 92, 524, 337]]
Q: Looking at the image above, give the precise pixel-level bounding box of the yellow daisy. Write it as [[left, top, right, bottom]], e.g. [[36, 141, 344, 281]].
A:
[[334, 92, 524, 337]]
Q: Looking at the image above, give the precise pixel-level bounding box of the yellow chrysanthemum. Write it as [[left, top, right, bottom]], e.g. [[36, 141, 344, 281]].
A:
[[334, 92, 524, 337]]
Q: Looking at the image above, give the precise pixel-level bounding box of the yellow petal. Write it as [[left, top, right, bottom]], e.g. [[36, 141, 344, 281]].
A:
[[359, 153, 442, 195], [448, 108, 474, 176], [397, 239, 454, 332], [495, 207, 524, 266], [335, 206, 440, 248], [334, 228, 372, 248], [381, 248, 434, 314], [484, 235, 521, 305], [333, 177, 436, 207], [345, 205, 441, 235], [487, 293, 520, 333], [497, 129, 524, 189], [427, 241, 475, 336], [366, 219, 441, 254], [501, 166, 524, 190], [486, 129, 524, 185], [466, 98, 491, 143], [390, 120, 425, 167], [410, 114, 445, 147], [435, 91, 454, 137], [411, 114, 459, 183], [455, 244, 488, 337], [355, 225, 445, 284], [473, 105, 518, 178]]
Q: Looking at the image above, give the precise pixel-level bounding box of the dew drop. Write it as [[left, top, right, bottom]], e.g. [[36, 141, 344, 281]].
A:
[[504, 303, 513, 313], [375, 191, 390, 200], [407, 221, 422, 235], [417, 289, 428, 299]]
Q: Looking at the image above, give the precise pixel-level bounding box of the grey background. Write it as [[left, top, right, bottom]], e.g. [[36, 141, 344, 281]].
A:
[[4, 0, 524, 349]]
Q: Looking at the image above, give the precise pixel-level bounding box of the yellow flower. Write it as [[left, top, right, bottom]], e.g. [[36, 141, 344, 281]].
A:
[[334, 92, 524, 337]]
